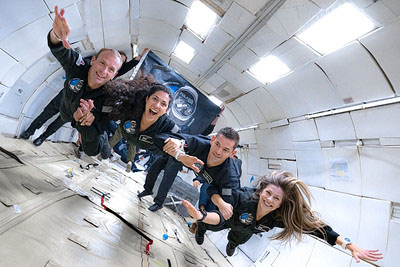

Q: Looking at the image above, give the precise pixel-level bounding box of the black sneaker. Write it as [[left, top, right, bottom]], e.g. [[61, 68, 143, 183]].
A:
[[195, 222, 206, 245], [100, 140, 111, 160], [226, 241, 236, 256], [33, 135, 47, 146], [20, 129, 34, 140], [137, 190, 153, 200], [148, 203, 163, 212]]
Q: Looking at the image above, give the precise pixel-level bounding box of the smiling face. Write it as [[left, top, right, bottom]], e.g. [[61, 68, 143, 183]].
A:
[[87, 50, 122, 89], [207, 134, 236, 167], [258, 184, 284, 216], [142, 90, 170, 125]]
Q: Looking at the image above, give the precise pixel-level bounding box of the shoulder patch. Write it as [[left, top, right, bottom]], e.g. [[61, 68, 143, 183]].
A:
[[76, 54, 85, 66]]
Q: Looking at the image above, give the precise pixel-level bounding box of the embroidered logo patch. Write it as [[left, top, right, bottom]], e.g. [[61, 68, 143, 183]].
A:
[[76, 55, 85, 66], [239, 213, 254, 225], [139, 135, 153, 144], [69, 78, 84, 93], [200, 169, 213, 183], [124, 120, 137, 134]]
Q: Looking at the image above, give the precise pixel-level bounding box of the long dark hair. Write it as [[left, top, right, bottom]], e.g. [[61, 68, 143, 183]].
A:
[[104, 71, 172, 122]]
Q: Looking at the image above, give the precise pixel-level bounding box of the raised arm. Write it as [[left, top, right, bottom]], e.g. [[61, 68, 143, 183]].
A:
[[51, 6, 71, 49]]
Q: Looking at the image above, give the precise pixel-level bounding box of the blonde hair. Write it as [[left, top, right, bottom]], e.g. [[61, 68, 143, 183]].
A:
[[255, 171, 327, 243]]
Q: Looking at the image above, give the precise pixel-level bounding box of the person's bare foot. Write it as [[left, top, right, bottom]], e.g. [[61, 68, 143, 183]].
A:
[[182, 200, 202, 220]]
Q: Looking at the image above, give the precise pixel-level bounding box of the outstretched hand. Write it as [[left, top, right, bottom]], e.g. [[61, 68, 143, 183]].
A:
[[163, 138, 182, 156], [348, 244, 383, 263], [53, 6, 71, 49], [179, 154, 204, 173]]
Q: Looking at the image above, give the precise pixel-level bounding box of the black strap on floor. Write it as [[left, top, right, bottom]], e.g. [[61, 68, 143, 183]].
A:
[[0, 146, 24, 164], [100, 196, 153, 254]]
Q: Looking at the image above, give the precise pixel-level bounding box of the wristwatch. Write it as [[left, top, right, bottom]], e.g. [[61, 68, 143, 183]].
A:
[[341, 237, 352, 249], [198, 209, 207, 222]]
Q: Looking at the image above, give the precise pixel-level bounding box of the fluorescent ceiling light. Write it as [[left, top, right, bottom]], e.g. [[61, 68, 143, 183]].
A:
[[186, 1, 218, 39], [249, 55, 291, 84], [297, 3, 376, 55], [208, 95, 223, 106], [173, 41, 196, 64]]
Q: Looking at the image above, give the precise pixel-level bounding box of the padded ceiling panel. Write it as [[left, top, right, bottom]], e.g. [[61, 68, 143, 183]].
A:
[[219, 107, 241, 129], [141, 0, 188, 29], [217, 63, 261, 93], [310, 0, 336, 9], [0, 84, 9, 104], [187, 53, 215, 74], [45, 0, 79, 9], [317, 42, 394, 104], [360, 18, 400, 94], [245, 24, 286, 58], [181, 30, 218, 57], [81, 0, 104, 51], [236, 94, 267, 125], [138, 18, 181, 55], [0, 49, 18, 81], [234, 0, 268, 15], [249, 87, 285, 122], [226, 101, 252, 127], [218, 2, 255, 38], [49, 4, 84, 31], [102, 0, 130, 50], [0, 16, 53, 67], [364, 0, 397, 25], [205, 25, 234, 53], [265, 76, 311, 118], [169, 60, 199, 83], [272, 37, 319, 70], [228, 46, 260, 72], [288, 64, 343, 113], [1, 63, 27, 88], [267, 0, 320, 39], [0, 0, 48, 41], [381, 0, 400, 16]]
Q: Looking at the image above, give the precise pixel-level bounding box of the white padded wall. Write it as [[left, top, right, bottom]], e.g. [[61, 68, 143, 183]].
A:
[[315, 113, 357, 141], [293, 141, 325, 187], [356, 197, 390, 267], [360, 146, 400, 202], [351, 104, 400, 139], [322, 147, 362, 196], [289, 119, 319, 142]]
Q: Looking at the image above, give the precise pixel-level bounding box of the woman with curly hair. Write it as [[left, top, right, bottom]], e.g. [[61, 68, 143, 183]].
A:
[[182, 171, 383, 263], [104, 71, 180, 171]]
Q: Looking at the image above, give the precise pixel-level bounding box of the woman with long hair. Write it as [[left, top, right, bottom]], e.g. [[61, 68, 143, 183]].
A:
[[182, 171, 383, 263], [104, 71, 180, 169]]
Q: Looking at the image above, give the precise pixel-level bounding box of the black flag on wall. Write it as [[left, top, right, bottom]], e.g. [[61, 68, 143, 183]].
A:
[[132, 51, 221, 134]]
